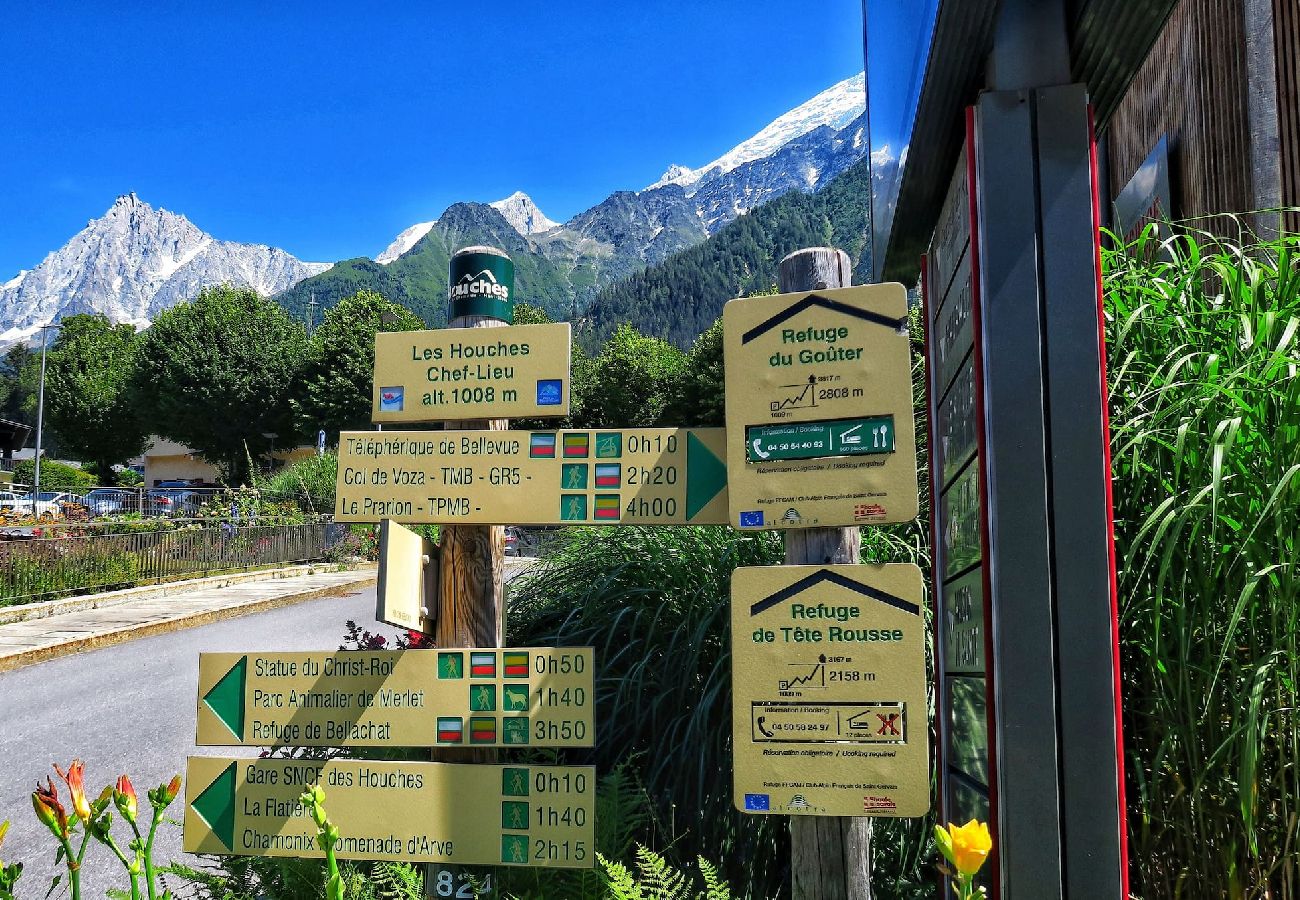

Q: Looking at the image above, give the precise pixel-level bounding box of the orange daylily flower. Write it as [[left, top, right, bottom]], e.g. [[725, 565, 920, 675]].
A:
[[54, 761, 91, 822]]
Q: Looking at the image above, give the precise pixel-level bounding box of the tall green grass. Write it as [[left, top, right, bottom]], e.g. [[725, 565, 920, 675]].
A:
[[1106, 221, 1300, 897]]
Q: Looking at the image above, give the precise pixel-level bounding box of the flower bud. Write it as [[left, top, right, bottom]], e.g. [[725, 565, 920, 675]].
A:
[[33, 779, 68, 837], [114, 776, 138, 823]]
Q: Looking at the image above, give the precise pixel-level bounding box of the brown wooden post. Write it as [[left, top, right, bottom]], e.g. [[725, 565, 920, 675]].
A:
[[429, 245, 510, 899], [779, 247, 872, 900]]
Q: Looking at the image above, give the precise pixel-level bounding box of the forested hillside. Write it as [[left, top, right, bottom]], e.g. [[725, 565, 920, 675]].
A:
[[583, 156, 873, 349]]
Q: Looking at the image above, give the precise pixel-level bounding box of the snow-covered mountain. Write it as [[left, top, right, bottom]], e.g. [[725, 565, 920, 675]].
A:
[[372, 71, 869, 270], [0, 194, 330, 346], [489, 191, 559, 235], [646, 72, 866, 192]]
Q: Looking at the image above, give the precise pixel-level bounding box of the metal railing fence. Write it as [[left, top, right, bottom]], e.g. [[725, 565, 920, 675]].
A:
[[0, 522, 346, 606]]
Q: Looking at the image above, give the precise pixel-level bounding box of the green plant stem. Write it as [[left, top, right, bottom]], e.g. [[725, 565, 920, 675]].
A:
[[142, 809, 164, 900], [101, 832, 142, 900]]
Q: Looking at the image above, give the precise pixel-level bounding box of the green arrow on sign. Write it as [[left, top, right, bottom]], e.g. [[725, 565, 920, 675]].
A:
[[203, 655, 247, 741], [192, 761, 237, 851], [686, 431, 727, 520]]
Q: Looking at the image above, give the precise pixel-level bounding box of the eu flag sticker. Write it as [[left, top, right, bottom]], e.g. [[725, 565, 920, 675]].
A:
[[738, 510, 765, 528], [744, 794, 770, 811], [536, 379, 563, 405], [379, 386, 404, 412]]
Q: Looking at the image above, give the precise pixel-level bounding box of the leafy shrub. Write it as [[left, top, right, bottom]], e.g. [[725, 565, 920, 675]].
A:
[[263, 453, 338, 514], [13, 458, 95, 489], [1106, 221, 1300, 896]]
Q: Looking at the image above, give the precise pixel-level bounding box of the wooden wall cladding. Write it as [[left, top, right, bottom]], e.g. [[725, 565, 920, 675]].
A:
[[1106, 0, 1299, 235], [1106, 0, 1252, 225]]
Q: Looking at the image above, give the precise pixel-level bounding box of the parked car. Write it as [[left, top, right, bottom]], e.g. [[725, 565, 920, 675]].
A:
[[79, 488, 133, 516], [147, 488, 202, 517], [33, 492, 73, 517], [0, 491, 24, 515]]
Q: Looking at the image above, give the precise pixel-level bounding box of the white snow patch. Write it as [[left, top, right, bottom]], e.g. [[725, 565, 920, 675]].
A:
[[152, 237, 211, 281], [376, 221, 436, 265], [645, 72, 865, 193], [2, 271, 26, 292]]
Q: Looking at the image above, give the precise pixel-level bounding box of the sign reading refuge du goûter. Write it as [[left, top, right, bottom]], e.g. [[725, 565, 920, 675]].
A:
[[722, 284, 918, 529]]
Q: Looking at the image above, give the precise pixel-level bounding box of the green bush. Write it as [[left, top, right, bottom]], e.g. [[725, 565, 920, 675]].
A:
[[1106, 221, 1300, 896], [13, 458, 95, 490]]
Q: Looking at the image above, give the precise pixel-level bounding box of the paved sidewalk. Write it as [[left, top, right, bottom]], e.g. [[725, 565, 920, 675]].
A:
[[0, 566, 377, 673]]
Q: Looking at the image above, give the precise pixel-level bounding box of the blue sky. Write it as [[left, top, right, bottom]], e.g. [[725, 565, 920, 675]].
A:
[[0, 0, 879, 278]]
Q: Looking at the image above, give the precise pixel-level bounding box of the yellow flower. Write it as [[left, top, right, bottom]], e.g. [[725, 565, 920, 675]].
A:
[[936, 819, 992, 876]]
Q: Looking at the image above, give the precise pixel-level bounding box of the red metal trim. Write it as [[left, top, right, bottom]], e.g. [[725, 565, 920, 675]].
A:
[[965, 103, 1002, 900], [1088, 104, 1131, 897]]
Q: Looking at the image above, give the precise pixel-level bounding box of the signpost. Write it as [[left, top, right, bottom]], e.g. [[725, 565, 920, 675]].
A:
[[334, 428, 729, 526], [183, 757, 596, 868], [372, 323, 572, 422], [195, 648, 594, 748], [722, 283, 917, 529], [731, 564, 928, 818], [376, 520, 436, 633]]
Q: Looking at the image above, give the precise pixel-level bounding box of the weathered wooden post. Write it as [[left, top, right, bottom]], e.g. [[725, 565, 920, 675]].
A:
[[431, 245, 512, 897], [779, 247, 872, 900]]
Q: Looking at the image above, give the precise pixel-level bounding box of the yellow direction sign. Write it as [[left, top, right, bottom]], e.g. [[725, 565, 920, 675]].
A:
[[184, 757, 595, 868], [731, 564, 929, 817], [196, 648, 593, 748], [376, 520, 435, 634], [722, 284, 918, 528], [372, 323, 571, 422], [334, 428, 728, 525]]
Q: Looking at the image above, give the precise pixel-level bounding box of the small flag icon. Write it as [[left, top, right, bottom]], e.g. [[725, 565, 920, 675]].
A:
[[563, 433, 590, 457], [503, 652, 529, 678], [744, 794, 770, 811], [436, 717, 464, 744], [471, 652, 496, 677], [438, 652, 464, 679], [738, 510, 764, 527], [594, 494, 621, 520], [594, 463, 621, 487], [529, 433, 556, 458], [470, 716, 497, 743]]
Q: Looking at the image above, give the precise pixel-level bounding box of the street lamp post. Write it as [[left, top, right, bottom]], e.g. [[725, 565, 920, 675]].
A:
[[32, 324, 53, 498]]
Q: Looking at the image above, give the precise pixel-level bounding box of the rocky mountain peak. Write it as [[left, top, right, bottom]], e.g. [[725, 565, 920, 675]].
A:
[[488, 191, 560, 236], [0, 196, 329, 347]]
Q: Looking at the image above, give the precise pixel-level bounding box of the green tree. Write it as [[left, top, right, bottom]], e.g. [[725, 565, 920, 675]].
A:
[[0, 344, 38, 424], [291, 290, 423, 438], [44, 314, 148, 482], [575, 324, 686, 428], [510, 302, 551, 326], [131, 284, 310, 482], [660, 319, 725, 426]]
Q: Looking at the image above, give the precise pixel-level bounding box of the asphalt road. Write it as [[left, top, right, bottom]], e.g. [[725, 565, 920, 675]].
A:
[[0, 584, 400, 900]]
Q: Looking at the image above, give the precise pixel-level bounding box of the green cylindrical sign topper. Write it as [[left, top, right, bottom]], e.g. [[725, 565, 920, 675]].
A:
[[448, 246, 514, 323]]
